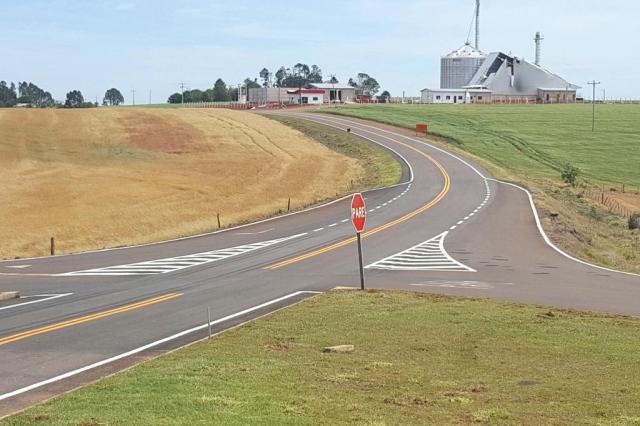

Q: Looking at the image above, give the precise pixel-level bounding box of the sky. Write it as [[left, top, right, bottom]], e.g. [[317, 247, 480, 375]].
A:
[[3, 0, 639, 103]]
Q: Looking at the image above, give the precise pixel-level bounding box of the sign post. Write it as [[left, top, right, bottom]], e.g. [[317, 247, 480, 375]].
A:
[[350, 193, 367, 290]]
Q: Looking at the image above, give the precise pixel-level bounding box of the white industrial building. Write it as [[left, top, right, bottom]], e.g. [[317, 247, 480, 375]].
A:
[[422, 1, 579, 104], [247, 83, 354, 105]]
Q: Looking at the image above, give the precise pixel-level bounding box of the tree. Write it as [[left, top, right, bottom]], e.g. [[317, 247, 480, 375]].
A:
[[308, 65, 323, 83], [0, 81, 17, 107], [212, 78, 230, 102], [64, 90, 84, 108], [244, 78, 261, 89], [167, 93, 182, 104], [259, 68, 270, 87], [326, 75, 339, 84], [349, 73, 380, 96], [16, 82, 55, 107], [561, 163, 580, 187], [274, 67, 287, 87], [103, 88, 124, 106], [381, 90, 391, 98]]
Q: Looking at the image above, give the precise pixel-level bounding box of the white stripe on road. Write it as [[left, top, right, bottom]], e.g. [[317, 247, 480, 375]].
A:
[[0, 290, 321, 402], [366, 231, 474, 272], [59, 233, 306, 277], [0, 293, 73, 312]]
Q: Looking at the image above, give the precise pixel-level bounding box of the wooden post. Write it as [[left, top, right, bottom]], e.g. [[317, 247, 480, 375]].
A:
[[622, 183, 625, 193], [217, 213, 221, 229], [287, 198, 291, 212], [50, 237, 55, 256]]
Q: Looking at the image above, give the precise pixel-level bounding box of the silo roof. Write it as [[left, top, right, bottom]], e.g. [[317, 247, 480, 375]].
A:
[[443, 43, 486, 58]]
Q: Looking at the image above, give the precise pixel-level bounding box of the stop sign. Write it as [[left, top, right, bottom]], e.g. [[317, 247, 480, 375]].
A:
[[351, 193, 366, 233]]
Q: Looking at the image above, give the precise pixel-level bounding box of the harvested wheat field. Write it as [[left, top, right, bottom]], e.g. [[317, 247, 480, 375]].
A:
[[0, 108, 362, 259]]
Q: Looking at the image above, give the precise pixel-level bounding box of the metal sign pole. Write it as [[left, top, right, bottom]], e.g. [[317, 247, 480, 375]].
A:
[[356, 232, 365, 290]]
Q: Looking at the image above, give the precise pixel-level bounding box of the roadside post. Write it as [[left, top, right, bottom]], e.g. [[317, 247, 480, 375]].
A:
[[350, 193, 366, 290]]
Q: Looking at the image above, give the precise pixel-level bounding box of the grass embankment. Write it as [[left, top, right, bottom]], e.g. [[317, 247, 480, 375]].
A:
[[6, 290, 640, 425], [267, 115, 403, 190], [0, 108, 363, 259], [324, 104, 640, 273]]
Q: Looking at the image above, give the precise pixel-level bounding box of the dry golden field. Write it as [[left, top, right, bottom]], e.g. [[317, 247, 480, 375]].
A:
[[0, 108, 361, 259]]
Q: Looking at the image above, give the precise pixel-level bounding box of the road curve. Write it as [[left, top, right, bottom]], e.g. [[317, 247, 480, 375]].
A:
[[0, 112, 638, 415]]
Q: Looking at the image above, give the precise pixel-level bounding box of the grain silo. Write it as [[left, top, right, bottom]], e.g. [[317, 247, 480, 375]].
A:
[[440, 43, 487, 89]]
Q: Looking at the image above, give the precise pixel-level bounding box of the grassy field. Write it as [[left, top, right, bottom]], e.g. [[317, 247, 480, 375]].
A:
[[325, 104, 640, 186], [6, 290, 640, 425], [324, 104, 640, 273], [0, 108, 363, 259], [267, 115, 403, 190]]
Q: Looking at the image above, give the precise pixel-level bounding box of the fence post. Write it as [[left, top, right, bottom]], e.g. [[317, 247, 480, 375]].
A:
[[50, 237, 55, 256], [287, 198, 291, 212], [217, 213, 221, 229]]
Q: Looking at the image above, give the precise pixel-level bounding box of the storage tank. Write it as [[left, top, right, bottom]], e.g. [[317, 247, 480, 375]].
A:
[[440, 43, 487, 89]]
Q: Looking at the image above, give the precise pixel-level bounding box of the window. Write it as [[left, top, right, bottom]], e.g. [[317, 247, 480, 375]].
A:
[[313, 97, 318, 101], [478, 96, 483, 100], [436, 95, 441, 100], [446, 96, 451, 100], [458, 96, 463, 100]]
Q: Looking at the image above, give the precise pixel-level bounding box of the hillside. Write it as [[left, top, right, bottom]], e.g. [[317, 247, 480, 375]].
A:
[[0, 108, 362, 258]]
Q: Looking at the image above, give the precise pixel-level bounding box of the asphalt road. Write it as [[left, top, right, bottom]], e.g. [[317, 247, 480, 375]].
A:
[[0, 112, 638, 415]]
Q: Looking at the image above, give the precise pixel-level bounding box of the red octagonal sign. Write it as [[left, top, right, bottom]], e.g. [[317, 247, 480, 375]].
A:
[[351, 193, 366, 233]]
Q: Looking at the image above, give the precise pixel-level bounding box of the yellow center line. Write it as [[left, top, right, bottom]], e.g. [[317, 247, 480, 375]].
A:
[[265, 135, 451, 270], [0, 292, 183, 347]]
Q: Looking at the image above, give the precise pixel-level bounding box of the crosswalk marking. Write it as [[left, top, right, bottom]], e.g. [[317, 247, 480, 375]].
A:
[[365, 231, 474, 272], [59, 233, 306, 277]]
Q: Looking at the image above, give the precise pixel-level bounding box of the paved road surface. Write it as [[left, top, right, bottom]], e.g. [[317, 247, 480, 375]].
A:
[[1, 113, 638, 415]]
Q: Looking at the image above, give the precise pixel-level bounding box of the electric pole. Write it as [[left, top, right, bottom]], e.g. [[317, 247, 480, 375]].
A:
[[149, 89, 152, 105], [131, 89, 136, 106], [587, 80, 600, 131], [179, 82, 187, 105]]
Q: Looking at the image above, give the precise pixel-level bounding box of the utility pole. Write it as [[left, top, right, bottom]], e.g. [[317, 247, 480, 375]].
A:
[[131, 89, 136, 106], [149, 89, 152, 105], [587, 80, 601, 131], [179, 82, 187, 105]]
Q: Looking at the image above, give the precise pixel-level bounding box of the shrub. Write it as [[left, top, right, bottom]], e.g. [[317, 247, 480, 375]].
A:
[[561, 163, 580, 186], [629, 214, 639, 230]]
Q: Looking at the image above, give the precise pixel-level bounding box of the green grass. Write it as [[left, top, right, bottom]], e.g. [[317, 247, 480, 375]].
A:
[[6, 290, 640, 425], [324, 104, 640, 187], [268, 115, 403, 190]]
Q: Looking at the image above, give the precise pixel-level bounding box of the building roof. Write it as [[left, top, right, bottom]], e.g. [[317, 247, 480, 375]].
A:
[[443, 43, 486, 59], [421, 88, 492, 93], [286, 89, 325, 94], [309, 83, 355, 90]]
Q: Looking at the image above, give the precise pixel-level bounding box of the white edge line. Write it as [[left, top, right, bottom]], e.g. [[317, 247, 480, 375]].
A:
[[319, 116, 640, 278], [488, 179, 640, 278], [0, 290, 321, 402], [0, 293, 73, 312]]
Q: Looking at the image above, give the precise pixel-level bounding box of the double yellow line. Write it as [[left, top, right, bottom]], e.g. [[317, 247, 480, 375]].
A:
[[265, 135, 451, 270], [0, 292, 182, 347]]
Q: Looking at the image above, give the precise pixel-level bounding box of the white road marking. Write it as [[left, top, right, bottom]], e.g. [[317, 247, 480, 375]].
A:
[[235, 228, 274, 235], [410, 280, 493, 290], [0, 293, 73, 312], [366, 231, 475, 272], [4, 265, 31, 269], [59, 233, 307, 276], [313, 228, 324, 232], [328, 223, 337, 227], [340, 219, 349, 223], [0, 290, 321, 402]]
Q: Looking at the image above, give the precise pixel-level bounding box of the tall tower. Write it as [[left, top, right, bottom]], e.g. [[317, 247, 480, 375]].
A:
[[534, 32, 544, 66], [475, 0, 480, 50]]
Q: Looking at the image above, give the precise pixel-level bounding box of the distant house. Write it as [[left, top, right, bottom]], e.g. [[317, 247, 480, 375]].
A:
[[286, 89, 324, 105], [307, 83, 356, 103]]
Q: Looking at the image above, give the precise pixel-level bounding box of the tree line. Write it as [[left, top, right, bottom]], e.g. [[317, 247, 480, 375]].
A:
[[0, 81, 127, 108], [166, 64, 387, 104]]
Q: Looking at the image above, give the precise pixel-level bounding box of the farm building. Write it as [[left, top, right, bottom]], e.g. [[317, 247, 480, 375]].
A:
[[307, 83, 356, 103], [422, 1, 579, 104], [248, 84, 352, 105]]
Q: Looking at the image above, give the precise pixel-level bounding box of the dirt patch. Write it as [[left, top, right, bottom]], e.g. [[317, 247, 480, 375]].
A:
[[609, 192, 640, 214], [119, 111, 207, 154]]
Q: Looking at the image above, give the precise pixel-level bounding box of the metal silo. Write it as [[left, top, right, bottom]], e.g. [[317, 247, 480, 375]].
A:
[[440, 44, 486, 89]]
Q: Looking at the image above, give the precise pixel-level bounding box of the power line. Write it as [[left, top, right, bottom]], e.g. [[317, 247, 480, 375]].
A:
[[587, 80, 601, 132]]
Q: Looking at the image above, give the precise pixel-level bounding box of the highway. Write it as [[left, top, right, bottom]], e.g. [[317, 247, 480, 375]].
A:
[[1, 112, 638, 415]]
